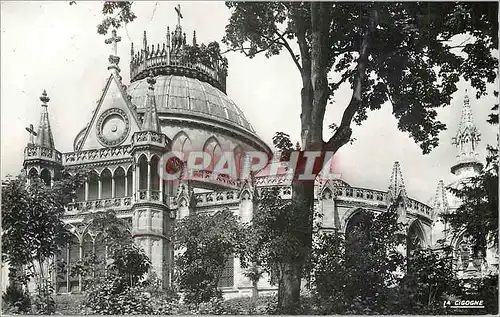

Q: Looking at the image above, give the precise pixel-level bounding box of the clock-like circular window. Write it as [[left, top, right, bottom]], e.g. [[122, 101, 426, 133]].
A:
[[96, 108, 130, 146]]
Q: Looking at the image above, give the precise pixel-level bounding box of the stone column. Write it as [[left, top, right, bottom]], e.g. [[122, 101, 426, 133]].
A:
[[159, 179, 164, 203], [79, 241, 83, 291], [85, 181, 89, 201], [111, 176, 115, 198], [147, 160, 151, 200], [98, 178, 102, 200], [125, 174, 128, 196]]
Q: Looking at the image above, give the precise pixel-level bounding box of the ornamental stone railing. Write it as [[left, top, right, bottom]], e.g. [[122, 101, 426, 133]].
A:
[[136, 189, 163, 203], [194, 190, 240, 207], [130, 43, 226, 92], [66, 196, 132, 212], [24, 145, 62, 163], [191, 184, 433, 219], [132, 131, 168, 147], [63, 145, 132, 165]]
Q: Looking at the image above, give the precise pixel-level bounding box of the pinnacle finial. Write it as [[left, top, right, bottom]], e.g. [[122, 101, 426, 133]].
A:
[[131, 42, 134, 56], [40, 90, 50, 106], [388, 161, 407, 202], [193, 30, 197, 46]]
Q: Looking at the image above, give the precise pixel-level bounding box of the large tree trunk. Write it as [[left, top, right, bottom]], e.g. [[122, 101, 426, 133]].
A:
[[277, 3, 377, 313]]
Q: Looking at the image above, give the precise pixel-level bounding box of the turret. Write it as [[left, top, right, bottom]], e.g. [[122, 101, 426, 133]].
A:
[[451, 90, 483, 178], [23, 90, 62, 186]]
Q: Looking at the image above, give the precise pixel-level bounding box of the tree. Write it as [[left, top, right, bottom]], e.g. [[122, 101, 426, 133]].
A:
[[1, 170, 85, 314], [174, 208, 247, 304], [223, 2, 498, 310], [73, 211, 155, 315]]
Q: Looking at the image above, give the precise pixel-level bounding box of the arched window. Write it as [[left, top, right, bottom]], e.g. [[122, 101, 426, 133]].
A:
[[218, 255, 234, 288], [171, 131, 192, 161], [28, 168, 38, 180], [407, 221, 425, 257], [114, 167, 126, 198], [88, 171, 99, 200], [40, 169, 51, 186], [138, 155, 148, 191], [233, 145, 245, 179], [345, 210, 372, 259], [101, 169, 112, 199], [203, 137, 222, 172], [320, 188, 335, 228]]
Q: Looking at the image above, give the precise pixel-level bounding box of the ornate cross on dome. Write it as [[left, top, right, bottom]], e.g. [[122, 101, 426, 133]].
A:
[[175, 4, 183, 26], [105, 29, 122, 56], [25, 124, 37, 144]]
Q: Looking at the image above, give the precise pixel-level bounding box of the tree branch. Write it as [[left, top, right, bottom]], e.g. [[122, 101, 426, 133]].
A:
[[324, 5, 379, 152], [274, 31, 302, 72]]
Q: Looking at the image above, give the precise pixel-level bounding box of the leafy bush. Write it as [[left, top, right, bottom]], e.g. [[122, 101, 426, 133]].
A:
[[81, 274, 178, 315], [1, 284, 31, 314], [53, 294, 85, 315]]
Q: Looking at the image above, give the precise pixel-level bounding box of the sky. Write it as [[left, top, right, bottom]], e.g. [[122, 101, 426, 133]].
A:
[[1, 1, 498, 204]]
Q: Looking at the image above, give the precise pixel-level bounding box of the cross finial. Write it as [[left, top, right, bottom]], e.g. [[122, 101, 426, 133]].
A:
[[175, 4, 183, 26], [40, 90, 50, 107], [25, 123, 38, 144], [105, 29, 122, 56]]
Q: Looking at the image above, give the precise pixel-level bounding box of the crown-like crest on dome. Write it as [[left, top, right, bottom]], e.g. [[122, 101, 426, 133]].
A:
[[130, 4, 227, 92]]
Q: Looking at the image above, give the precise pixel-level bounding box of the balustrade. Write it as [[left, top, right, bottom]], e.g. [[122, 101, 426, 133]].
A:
[[66, 196, 132, 212], [132, 131, 167, 146], [63, 145, 131, 164], [24, 145, 62, 163]]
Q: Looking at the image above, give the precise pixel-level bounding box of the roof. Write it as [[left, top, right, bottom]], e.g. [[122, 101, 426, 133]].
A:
[[127, 75, 256, 134]]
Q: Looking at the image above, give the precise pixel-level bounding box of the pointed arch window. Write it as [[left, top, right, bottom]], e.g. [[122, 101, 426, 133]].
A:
[[172, 131, 192, 160], [204, 137, 222, 172]]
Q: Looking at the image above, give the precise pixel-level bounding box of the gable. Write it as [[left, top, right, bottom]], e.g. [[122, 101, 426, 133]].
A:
[[77, 74, 141, 151]]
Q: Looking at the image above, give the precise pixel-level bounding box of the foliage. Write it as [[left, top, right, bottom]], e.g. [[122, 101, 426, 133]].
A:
[[241, 187, 300, 278], [96, 1, 136, 35], [53, 294, 85, 315], [1, 170, 85, 314], [224, 2, 498, 309], [81, 274, 178, 315], [174, 208, 247, 304], [74, 211, 156, 314], [224, 2, 497, 153], [1, 284, 31, 315], [180, 42, 229, 77], [394, 245, 462, 314]]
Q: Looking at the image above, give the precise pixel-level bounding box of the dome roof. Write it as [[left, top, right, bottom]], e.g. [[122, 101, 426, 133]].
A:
[[128, 75, 256, 134]]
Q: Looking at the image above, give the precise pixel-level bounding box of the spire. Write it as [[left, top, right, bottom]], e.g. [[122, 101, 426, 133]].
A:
[[143, 30, 148, 52], [432, 180, 449, 218], [451, 90, 482, 176], [142, 72, 160, 132], [35, 90, 55, 149], [193, 30, 197, 46], [388, 161, 407, 202]]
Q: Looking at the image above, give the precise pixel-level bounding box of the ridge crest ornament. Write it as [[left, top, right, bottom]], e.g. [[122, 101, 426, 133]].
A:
[[96, 108, 130, 146]]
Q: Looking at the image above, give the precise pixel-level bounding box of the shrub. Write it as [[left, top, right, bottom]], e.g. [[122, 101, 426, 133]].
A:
[[2, 284, 31, 314]]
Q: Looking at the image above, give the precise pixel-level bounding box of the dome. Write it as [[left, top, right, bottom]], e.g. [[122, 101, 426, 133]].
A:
[[128, 75, 256, 134]]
